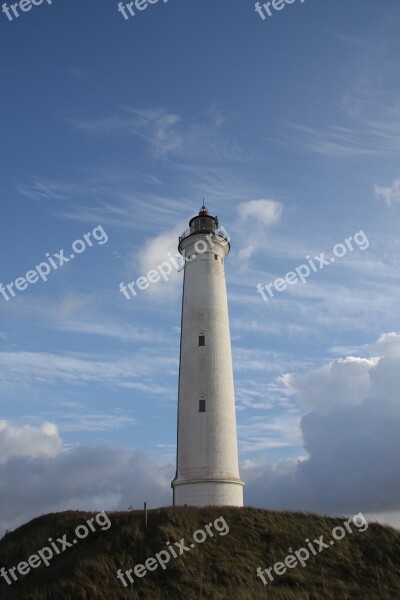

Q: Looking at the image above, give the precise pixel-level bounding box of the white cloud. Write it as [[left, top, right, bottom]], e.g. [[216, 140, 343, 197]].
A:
[[284, 356, 377, 414], [132, 224, 184, 300], [0, 421, 61, 464], [235, 199, 283, 264], [238, 199, 283, 227], [374, 179, 400, 206], [2, 332, 400, 535], [243, 332, 400, 523], [369, 332, 400, 358], [0, 438, 172, 536]]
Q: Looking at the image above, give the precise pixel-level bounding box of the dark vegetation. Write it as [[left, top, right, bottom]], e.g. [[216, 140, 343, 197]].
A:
[[1, 506, 400, 599]]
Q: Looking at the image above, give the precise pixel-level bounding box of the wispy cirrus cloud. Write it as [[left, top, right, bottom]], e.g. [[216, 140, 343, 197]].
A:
[[57, 319, 167, 344], [276, 117, 400, 159], [17, 179, 89, 201], [70, 107, 182, 157], [0, 293, 169, 345], [0, 350, 175, 392], [69, 106, 249, 163], [30, 411, 137, 433], [282, 23, 400, 160], [238, 413, 303, 454]]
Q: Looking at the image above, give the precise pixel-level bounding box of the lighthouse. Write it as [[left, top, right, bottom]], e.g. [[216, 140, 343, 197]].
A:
[[171, 206, 244, 507]]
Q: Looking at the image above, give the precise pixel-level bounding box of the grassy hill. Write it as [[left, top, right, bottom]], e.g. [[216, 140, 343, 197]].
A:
[[1, 506, 400, 599]]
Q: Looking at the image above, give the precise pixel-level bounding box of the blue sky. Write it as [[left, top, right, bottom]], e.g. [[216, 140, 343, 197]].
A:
[[1, 0, 400, 533]]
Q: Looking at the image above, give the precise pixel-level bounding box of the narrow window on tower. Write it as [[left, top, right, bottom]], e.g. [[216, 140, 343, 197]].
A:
[[214, 254, 218, 260], [199, 333, 205, 346], [199, 396, 206, 413]]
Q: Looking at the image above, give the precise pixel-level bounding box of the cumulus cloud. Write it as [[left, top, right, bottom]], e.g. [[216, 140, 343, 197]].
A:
[[0, 424, 172, 536], [244, 332, 400, 528], [282, 356, 377, 414], [0, 421, 61, 464], [369, 331, 400, 357], [374, 178, 400, 206], [133, 224, 184, 300], [2, 333, 400, 535]]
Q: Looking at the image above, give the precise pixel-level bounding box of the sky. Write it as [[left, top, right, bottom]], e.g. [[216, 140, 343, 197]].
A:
[[1, 0, 400, 535]]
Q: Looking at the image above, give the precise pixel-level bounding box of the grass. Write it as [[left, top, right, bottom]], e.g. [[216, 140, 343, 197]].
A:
[[0, 506, 400, 599]]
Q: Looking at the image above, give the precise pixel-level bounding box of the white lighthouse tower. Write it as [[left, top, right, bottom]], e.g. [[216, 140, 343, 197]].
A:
[[171, 206, 244, 507]]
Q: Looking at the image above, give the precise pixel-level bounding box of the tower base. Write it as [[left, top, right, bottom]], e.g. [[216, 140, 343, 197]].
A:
[[173, 478, 244, 507]]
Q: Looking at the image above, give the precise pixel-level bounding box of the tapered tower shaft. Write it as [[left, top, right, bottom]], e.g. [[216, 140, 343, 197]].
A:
[[171, 207, 244, 507]]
